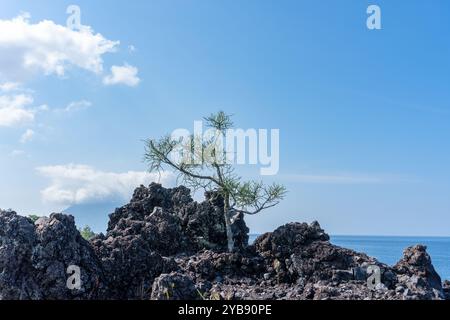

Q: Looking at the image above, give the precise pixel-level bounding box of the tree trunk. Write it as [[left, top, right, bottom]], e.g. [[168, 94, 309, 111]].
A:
[[224, 210, 234, 252], [223, 194, 234, 252]]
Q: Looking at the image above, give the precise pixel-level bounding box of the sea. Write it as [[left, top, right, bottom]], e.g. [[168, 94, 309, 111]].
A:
[[248, 234, 450, 281]]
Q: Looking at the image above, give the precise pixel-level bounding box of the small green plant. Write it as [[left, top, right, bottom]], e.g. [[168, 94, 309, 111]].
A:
[[164, 288, 171, 300], [28, 214, 40, 223], [196, 289, 207, 300], [79, 225, 96, 240]]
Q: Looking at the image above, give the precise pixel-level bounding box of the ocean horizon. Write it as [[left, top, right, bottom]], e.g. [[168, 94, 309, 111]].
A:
[[249, 234, 450, 281]]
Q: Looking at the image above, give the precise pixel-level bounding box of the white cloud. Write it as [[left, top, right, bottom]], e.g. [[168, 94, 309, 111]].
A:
[[63, 100, 92, 113], [20, 128, 35, 143], [0, 13, 119, 82], [103, 64, 140, 87], [0, 93, 35, 127], [37, 164, 176, 206], [0, 86, 48, 127], [0, 82, 21, 92], [52, 99, 92, 115]]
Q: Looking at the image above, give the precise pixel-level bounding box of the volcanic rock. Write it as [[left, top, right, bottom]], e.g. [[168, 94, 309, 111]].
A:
[[105, 183, 249, 254], [151, 272, 200, 300], [0, 210, 107, 299], [393, 245, 443, 299], [1, 184, 447, 301]]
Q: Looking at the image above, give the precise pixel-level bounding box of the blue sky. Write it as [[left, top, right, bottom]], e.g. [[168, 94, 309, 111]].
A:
[[0, 0, 449, 236]]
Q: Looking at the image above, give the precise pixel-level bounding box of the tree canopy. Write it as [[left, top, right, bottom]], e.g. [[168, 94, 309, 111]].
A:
[[144, 111, 286, 251]]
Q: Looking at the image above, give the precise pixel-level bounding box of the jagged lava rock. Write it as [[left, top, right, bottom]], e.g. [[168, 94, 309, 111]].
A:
[[254, 221, 330, 259], [90, 183, 249, 299], [393, 245, 443, 299], [0, 210, 40, 299], [0, 210, 107, 299], [176, 249, 266, 281], [105, 183, 249, 254], [151, 272, 200, 300], [1, 184, 448, 301], [91, 232, 176, 299], [443, 280, 450, 300], [253, 222, 388, 285]]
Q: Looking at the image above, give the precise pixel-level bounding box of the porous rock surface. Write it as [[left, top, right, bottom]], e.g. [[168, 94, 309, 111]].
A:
[[0, 183, 447, 300], [0, 211, 107, 299]]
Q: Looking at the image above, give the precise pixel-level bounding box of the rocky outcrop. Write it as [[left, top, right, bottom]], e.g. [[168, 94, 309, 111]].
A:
[[0, 210, 39, 299], [0, 184, 447, 300], [170, 223, 444, 300], [393, 245, 443, 299], [89, 183, 249, 299], [0, 210, 107, 299], [443, 280, 450, 300], [252, 222, 398, 291], [105, 183, 249, 254]]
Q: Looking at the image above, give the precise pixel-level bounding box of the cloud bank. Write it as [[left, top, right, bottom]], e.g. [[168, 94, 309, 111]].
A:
[[0, 13, 119, 81], [37, 164, 176, 206]]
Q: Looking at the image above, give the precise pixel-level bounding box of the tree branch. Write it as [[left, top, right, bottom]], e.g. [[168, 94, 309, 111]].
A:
[[148, 140, 221, 185]]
